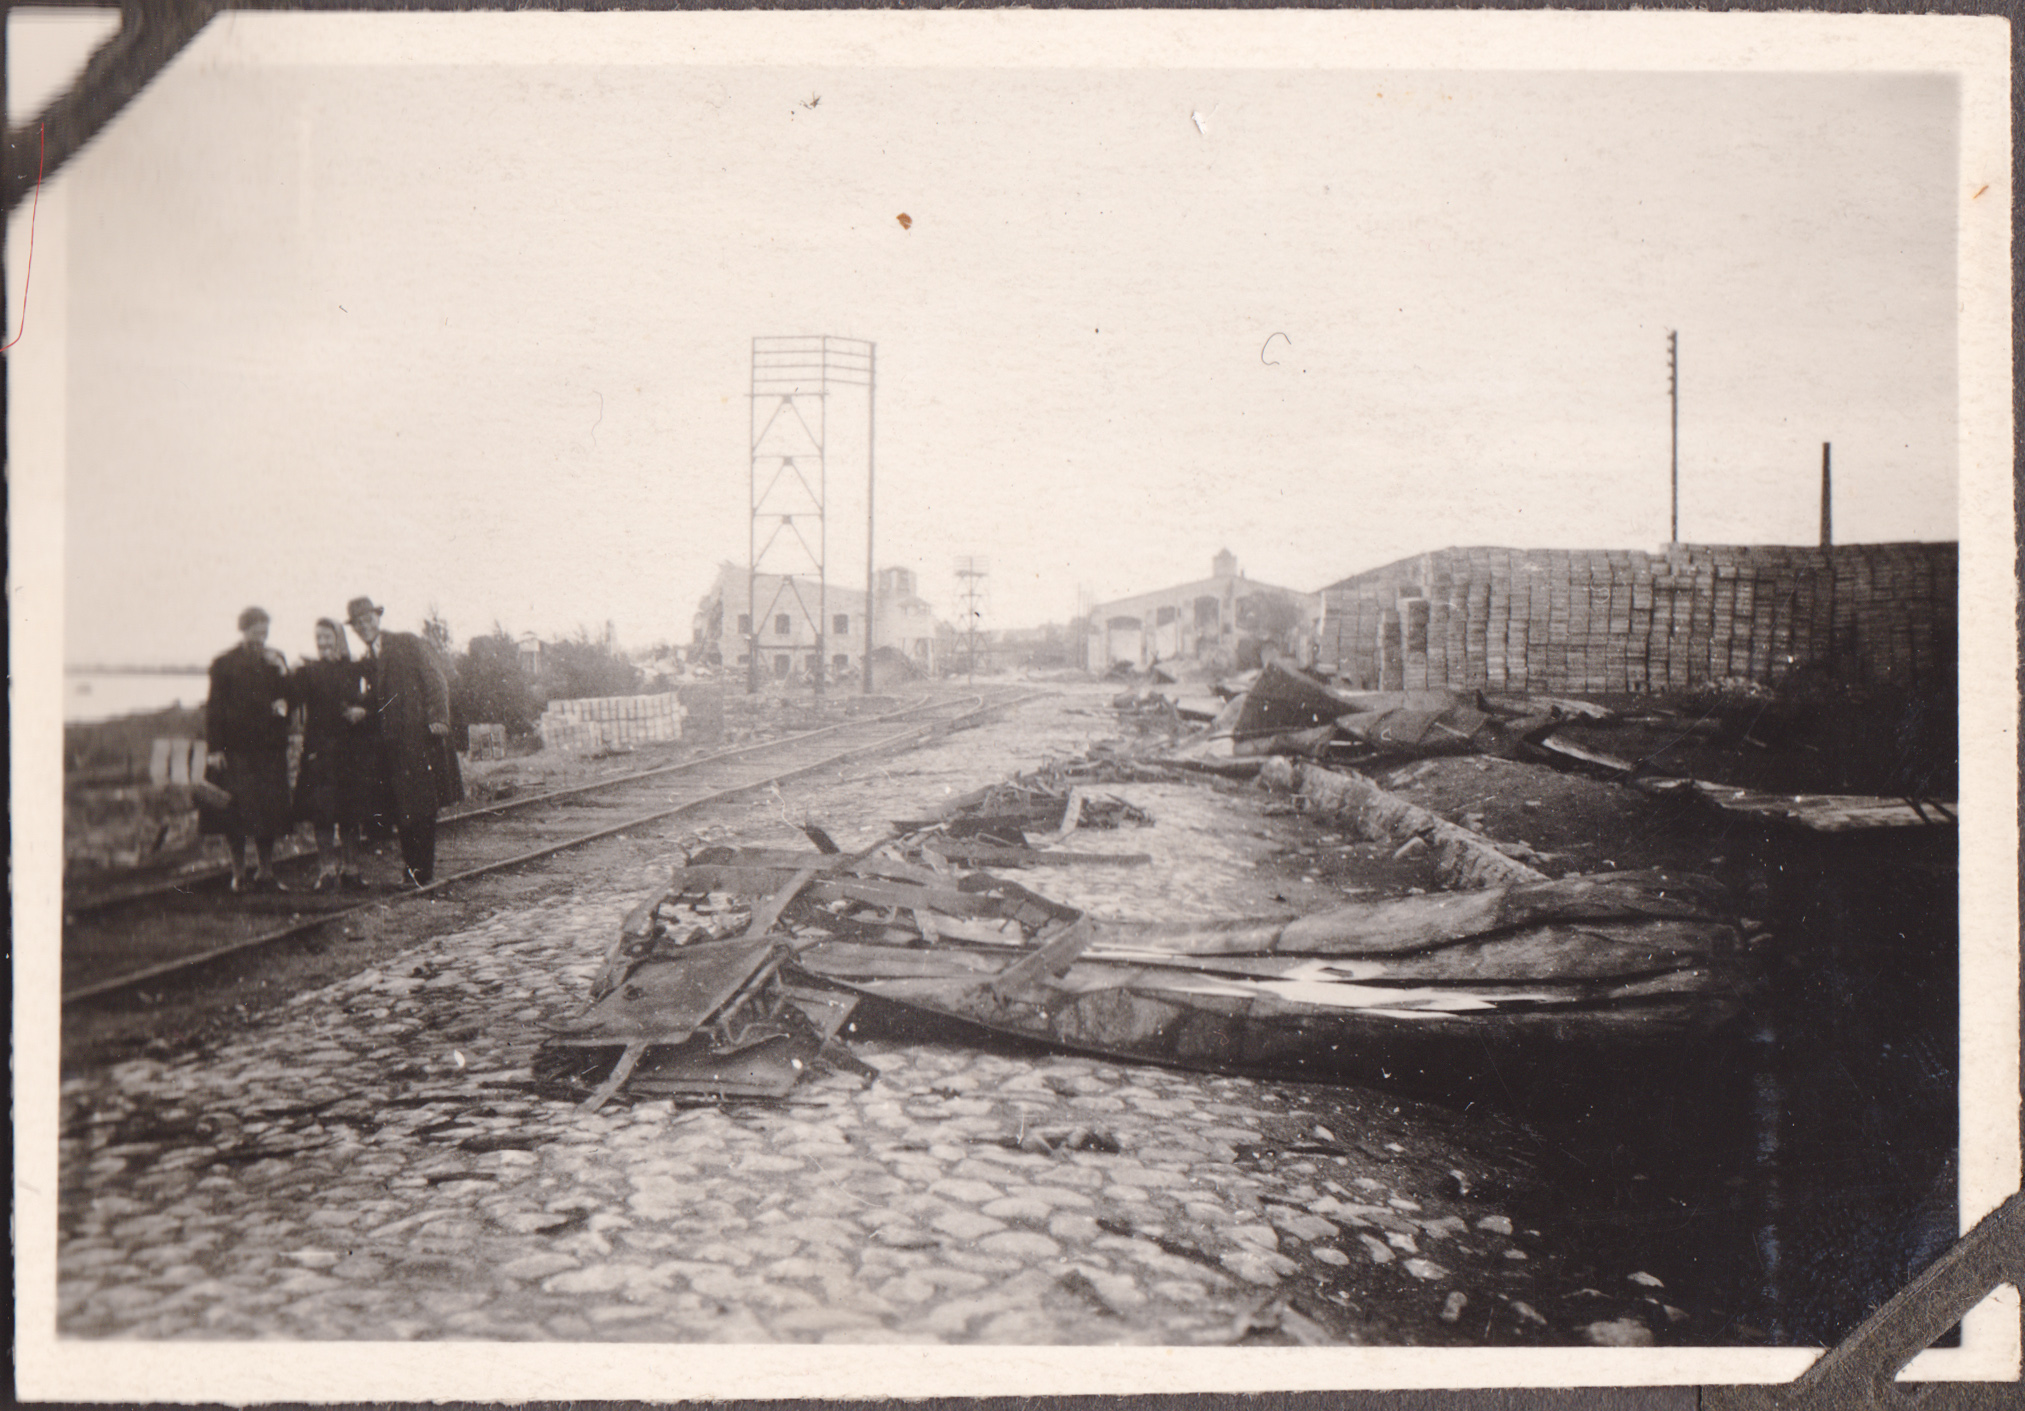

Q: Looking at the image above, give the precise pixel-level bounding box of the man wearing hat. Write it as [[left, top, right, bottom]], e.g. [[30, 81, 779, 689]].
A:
[[202, 607, 294, 892], [346, 596, 463, 886]]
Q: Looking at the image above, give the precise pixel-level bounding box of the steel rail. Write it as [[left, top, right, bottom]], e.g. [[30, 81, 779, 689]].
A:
[[443, 695, 965, 826], [62, 689, 1041, 1006], [64, 690, 1011, 918]]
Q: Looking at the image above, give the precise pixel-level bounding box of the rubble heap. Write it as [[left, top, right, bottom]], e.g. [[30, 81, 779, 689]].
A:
[[536, 763, 1747, 1110]]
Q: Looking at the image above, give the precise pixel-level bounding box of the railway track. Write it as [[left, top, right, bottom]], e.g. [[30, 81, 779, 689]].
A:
[[63, 687, 1038, 1005]]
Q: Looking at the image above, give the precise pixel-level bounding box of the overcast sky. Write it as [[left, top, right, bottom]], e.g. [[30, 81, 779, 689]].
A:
[[44, 20, 1958, 667]]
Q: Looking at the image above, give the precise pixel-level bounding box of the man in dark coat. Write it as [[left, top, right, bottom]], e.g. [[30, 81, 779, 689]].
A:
[[203, 606, 294, 891], [347, 596, 463, 886]]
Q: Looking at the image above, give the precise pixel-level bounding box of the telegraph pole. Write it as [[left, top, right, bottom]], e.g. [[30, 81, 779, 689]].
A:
[[1819, 442, 1833, 548], [1668, 330, 1679, 543], [863, 344, 878, 695]]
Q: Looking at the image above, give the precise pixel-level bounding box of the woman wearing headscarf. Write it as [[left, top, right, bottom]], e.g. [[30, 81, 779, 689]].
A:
[[202, 606, 294, 891], [289, 617, 377, 891]]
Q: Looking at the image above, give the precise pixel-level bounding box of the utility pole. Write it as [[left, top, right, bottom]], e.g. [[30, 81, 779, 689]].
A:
[[1819, 442, 1833, 548], [1667, 330, 1680, 544], [862, 344, 878, 695]]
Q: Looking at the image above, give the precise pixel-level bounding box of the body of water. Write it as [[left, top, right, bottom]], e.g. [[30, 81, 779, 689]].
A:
[[65, 672, 210, 724]]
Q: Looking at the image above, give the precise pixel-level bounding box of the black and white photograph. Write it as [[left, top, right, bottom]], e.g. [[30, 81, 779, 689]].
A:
[[11, 7, 2016, 1400]]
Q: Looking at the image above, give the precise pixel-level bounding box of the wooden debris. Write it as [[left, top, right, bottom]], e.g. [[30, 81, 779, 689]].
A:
[[916, 840, 1152, 868], [579, 1041, 648, 1113], [1642, 778, 1957, 833], [545, 746, 1750, 1105], [1257, 758, 1548, 889], [1532, 733, 1641, 774]]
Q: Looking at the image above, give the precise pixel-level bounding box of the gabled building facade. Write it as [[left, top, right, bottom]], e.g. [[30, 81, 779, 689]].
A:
[[1085, 550, 1319, 670], [692, 562, 940, 684]]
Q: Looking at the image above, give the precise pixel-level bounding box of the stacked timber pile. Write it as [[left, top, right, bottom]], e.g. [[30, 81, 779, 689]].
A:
[[538, 691, 685, 754], [1319, 542, 1955, 696]]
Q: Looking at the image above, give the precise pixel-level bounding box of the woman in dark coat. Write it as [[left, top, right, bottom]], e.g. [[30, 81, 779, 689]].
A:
[[202, 606, 294, 891], [290, 617, 377, 891]]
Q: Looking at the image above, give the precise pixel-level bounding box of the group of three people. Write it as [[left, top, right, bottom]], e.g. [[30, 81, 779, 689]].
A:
[[203, 596, 463, 893]]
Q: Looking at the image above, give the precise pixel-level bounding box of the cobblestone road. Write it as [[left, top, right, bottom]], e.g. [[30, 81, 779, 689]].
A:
[[58, 688, 1688, 1345]]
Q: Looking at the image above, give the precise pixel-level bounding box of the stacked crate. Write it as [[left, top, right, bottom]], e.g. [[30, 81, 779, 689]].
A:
[[1318, 540, 1954, 697]]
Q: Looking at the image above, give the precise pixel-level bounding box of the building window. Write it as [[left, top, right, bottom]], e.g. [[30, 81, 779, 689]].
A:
[[834, 614, 851, 635], [833, 653, 850, 669], [1155, 606, 1178, 626], [775, 614, 793, 637], [737, 653, 749, 665], [773, 654, 790, 677], [737, 614, 752, 635]]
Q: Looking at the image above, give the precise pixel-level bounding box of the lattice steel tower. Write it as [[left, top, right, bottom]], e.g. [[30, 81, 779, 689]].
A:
[[748, 336, 875, 695], [954, 555, 989, 684]]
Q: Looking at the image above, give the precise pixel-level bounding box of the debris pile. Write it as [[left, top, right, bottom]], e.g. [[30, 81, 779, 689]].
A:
[[1256, 757, 1550, 889], [535, 853, 863, 1109], [536, 814, 1747, 1109], [1114, 660, 1955, 832], [1152, 662, 1599, 770], [893, 758, 1157, 863], [530, 657, 1943, 1112]]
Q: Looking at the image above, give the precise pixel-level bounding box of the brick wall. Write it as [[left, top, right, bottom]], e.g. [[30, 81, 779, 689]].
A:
[[1319, 542, 1955, 696]]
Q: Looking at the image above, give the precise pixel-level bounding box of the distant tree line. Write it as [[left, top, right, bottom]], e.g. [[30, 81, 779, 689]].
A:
[[426, 614, 666, 743]]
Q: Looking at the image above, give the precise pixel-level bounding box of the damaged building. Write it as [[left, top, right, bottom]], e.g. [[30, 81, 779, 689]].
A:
[[1085, 549, 1320, 673], [692, 563, 942, 682]]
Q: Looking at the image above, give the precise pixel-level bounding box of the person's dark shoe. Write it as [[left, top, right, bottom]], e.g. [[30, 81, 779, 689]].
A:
[[311, 871, 340, 894], [402, 868, 432, 889], [340, 871, 368, 892], [251, 871, 286, 893], [228, 873, 249, 895]]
